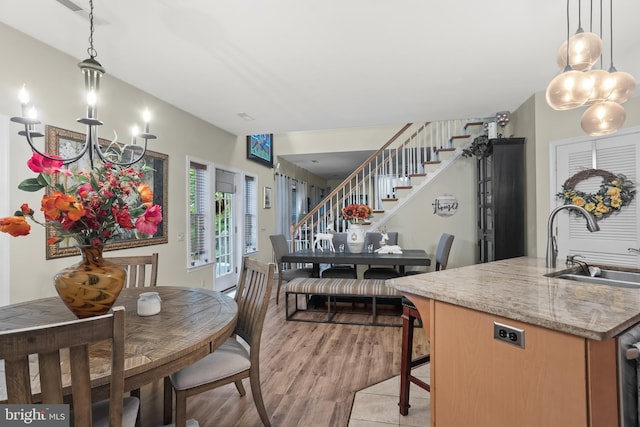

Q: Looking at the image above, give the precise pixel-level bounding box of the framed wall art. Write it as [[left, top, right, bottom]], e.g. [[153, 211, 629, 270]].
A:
[[44, 125, 169, 259], [263, 186, 272, 209], [247, 133, 274, 167]]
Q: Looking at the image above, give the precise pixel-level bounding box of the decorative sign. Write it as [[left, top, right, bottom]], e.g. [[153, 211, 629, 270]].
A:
[[432, 194, 458, 217]]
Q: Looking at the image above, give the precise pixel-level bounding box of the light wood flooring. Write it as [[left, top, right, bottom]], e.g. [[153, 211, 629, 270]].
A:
[[138, 284, 428, 427]]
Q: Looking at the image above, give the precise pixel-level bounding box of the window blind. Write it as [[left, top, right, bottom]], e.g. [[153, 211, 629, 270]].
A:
[[244, 175, 257, 253], [216, 169, 236, 193], [189, 161, 210, 266]]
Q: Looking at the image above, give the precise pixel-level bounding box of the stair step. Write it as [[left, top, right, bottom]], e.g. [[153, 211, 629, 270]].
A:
[[381, 198, 398, 202], [436, 148, 456, 153], [423, 161, 441, 165], [372, 210, 385, 214], [450, 135, 471, 141], [464, 121, 484, 131], [395, 185, 413, 190], [409, 173, 427, 178]]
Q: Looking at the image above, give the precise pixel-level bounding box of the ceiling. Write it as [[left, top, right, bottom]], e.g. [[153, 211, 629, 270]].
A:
[[1, 0, 639, 178]]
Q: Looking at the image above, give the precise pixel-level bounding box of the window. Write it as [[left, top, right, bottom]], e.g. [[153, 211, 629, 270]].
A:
[[244, 174, 258, 253], [188, 158, 214, 268]]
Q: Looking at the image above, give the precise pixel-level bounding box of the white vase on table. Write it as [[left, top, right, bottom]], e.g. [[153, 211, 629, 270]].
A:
[[347, 223, 365, 253]]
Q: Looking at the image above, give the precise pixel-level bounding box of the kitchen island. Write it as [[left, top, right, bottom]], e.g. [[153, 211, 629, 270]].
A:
[[388, 256, 640, 427]]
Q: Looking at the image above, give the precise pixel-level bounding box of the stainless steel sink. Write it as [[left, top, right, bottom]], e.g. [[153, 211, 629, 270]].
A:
[[555, 268, 640, 289]]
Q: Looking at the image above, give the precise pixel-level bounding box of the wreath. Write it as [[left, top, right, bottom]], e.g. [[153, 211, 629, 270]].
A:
[[556, 168, 636, 220]]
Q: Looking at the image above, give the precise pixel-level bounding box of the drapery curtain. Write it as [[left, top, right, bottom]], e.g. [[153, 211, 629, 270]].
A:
[[274, 173, 307, 242], [275, 173, 291, 240]]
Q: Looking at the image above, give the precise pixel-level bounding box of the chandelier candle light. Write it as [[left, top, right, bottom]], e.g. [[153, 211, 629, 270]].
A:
[[11, 0, 156, 169]]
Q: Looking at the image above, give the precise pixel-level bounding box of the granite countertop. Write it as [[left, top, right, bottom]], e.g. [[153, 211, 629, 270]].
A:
[[387, 256, 640, 341]]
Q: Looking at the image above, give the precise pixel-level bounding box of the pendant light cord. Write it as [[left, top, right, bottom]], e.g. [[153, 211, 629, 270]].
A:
[[565, 0, 571, 68], [609, 0, 614, 69]]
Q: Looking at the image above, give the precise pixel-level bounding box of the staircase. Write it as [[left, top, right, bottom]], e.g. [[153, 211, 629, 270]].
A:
[[291, 119, 488, 249]]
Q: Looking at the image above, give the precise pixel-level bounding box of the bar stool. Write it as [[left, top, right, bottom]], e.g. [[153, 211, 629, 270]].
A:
[[399, 298, 430, 415], [399, 233, 454, 415]]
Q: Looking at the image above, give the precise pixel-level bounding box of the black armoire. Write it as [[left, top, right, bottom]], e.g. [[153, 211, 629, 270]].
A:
[[477, 138, 525, 263]]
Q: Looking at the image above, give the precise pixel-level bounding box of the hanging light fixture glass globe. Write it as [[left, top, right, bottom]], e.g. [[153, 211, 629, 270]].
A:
[[580, 101, 626, 136], [602, 0, 636, 104], [555, 0, 602, 71], [546, 65, 591, 110], [555, 31, 602, 71], [605, 68, 636, 103], [582, 69, 614, 106]]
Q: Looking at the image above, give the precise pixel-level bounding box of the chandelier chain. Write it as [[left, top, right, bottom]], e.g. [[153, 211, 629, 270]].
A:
[[87, 0, 97, 59]]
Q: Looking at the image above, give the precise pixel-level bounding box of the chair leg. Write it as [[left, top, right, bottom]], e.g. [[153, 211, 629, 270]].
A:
[[276, 275, 283, 305], [234, 379, 247, 396], [249, 368, 272, 427], [399, 304, 414, 416], [174, 388, 188, 427], [163, 376, 173, 425], [131, 388, 142, 427]]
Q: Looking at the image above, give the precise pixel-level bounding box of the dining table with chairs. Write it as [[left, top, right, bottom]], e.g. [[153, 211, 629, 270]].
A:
[[281, 248, 431, 278], [0, 286, 238, 402]]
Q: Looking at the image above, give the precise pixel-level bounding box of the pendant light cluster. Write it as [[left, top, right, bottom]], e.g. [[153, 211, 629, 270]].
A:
[[545, 0, 636, 136]]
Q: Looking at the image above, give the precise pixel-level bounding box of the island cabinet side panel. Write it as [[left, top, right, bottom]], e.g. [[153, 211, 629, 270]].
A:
[[432, 301, 588, 427], [586, 338, 619, 427]]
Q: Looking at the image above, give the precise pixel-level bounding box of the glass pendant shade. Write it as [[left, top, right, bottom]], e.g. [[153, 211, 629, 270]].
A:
[[580, 101, 626, 136], [606, 69, 637, 104], [556, 32, 603, 71], [546, 68, 591, 110], [583, 69, 615, 106]]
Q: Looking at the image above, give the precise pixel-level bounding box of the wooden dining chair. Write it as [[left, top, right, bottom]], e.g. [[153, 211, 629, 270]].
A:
[[106, 253, 159, 288], [164, 257, 275, 427], [105, 252, 158, 426], [0, 306, 139, 427], [399, 233, 454, 416], [270, 234, 313, 304]]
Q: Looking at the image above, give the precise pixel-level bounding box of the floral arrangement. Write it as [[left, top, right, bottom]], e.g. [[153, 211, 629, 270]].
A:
[[461, 135, 491, 158], [556, 169, 635, 220], [0, 153, 163, 246], [341, 203, 373, 224]]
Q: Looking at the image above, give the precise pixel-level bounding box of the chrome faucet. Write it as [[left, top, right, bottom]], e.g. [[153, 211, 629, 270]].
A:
[[546, 205, 600, 268]]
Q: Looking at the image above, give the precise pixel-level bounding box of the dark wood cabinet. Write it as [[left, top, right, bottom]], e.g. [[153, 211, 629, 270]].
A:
[[477, 138, 525, 262]]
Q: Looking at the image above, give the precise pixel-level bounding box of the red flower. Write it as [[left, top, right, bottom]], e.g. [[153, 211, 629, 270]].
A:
[[26, 153, 72, 176], [135, 204, 162, 235], [111, 205, 134, 229]]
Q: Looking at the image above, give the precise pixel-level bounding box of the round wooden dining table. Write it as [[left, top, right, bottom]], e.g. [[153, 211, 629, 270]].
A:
[[0, 286, 238, 399]]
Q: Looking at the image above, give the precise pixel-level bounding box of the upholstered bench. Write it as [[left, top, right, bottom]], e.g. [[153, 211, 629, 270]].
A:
[[284, 277, 402, 326]]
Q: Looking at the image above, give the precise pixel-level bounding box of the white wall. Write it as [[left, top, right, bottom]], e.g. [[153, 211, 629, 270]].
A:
[[0, 114, 10, 305]]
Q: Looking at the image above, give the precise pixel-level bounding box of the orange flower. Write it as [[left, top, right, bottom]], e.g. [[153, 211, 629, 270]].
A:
[[41, 191, 86, 221], [20, 203, 34, 216], [138, 183, 154, 205], [0, 216, 31, 237]]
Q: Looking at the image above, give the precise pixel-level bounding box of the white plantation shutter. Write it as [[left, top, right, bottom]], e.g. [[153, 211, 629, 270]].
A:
[[555, 130, 640, 267]]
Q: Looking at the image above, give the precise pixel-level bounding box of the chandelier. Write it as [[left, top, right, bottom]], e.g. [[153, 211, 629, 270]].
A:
[[545, 0, 636, 136], [10, 0, 156, 169]]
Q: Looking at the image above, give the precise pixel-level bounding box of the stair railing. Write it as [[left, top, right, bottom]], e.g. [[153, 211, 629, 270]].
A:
[[290, 119, 468, 250]]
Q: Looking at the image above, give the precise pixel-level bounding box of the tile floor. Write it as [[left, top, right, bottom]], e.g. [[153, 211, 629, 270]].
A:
[[348, 364, 430, 426]]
